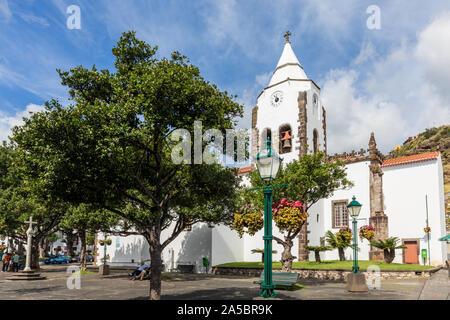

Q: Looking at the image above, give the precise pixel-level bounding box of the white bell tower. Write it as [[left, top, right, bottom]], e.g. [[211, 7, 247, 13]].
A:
[[251, 31, 327, 165]]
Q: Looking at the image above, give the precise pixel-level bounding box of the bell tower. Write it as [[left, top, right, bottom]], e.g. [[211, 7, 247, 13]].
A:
[[251, 32, 327, 261]]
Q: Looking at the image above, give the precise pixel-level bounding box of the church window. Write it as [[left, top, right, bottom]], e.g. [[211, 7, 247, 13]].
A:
[[313, 129, 319, 154], [279, 124, 292, 154], [331, 200, 349, 228]]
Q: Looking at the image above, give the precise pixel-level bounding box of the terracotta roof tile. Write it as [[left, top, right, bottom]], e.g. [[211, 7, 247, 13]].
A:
[[237, 166, 254, 175], [382, 151, 440, 168]]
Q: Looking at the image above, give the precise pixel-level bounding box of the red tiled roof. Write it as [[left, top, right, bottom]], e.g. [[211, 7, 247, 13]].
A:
[[382, 151, 440, 168], [238, 166, 254, 175]]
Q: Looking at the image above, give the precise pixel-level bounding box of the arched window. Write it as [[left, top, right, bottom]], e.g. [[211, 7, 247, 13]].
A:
[[261, 128, 272, 147], [313, 129, 319, 154], [279, 124, 292, 154]]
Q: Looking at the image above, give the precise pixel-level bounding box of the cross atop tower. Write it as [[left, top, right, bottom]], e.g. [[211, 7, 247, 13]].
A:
[[284, 31, 292, 43]]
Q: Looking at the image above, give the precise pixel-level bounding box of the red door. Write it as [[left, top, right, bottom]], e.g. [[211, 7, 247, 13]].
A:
[[404, 241, 418, 264]]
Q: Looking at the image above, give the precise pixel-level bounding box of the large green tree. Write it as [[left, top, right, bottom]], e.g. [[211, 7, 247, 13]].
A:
[[0, 143, 67, 268], [237, 151, 352, 271], [13, 31, 242, 299], [59, 205, 120, 270]]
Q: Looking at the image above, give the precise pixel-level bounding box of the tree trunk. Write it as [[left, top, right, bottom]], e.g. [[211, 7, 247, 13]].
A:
[[280, 238, 295, 272], [66, 232, 74, 257], [314, 251, 321, 263], [38, 237, 46, 259], [17, 242, 24, 255], [149, 244, 162, 300], [338, 248, 346, 261], [79, 230, 87, 271], [31, 238, 41, 269], [261, 252, 264, 263], [384, 249, 395, 264]]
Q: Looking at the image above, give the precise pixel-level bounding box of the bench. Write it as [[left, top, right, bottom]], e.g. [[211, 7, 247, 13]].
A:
[[253, 272, 299, 289]]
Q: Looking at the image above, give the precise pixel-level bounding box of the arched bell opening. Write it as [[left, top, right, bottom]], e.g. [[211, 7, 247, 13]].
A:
[[279, 124, 292, 154]]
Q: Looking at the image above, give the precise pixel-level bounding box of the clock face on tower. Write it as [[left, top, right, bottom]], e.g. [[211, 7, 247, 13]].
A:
[[270, 91, 283, 108]]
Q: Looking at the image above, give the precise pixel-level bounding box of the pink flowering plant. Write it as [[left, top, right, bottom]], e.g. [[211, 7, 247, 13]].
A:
[[271, 198, 308, 233], [336, 226, 352, 243], [359, 225, 375, 241]]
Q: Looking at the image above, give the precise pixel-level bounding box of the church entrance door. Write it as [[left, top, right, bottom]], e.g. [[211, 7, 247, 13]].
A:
[[403, 240, 419, 264]]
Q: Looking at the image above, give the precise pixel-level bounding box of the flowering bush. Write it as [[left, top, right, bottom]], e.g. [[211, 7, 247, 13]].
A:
[[359, 225, 375, 241], [233, 211, 264, 238], [424, 227, 431, 233], [336, 226, 352, 243], [272, 198, 308, 233]]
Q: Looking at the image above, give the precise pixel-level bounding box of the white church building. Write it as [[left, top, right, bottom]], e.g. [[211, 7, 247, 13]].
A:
[[94, 34, 448, 270]]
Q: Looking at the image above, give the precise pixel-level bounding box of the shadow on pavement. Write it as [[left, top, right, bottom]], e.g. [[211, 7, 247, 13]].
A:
[[129, 286, 300, 300]]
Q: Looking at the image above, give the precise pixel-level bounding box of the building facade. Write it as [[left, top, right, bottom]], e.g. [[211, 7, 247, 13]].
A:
[[95, 34, 448, 270]]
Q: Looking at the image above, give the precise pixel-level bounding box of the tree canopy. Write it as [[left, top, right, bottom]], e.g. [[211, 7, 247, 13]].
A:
[[12, 31, 244, 299]]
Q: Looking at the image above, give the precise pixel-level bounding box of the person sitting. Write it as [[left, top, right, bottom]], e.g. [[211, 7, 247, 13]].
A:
[[129, 261, 150, 280]]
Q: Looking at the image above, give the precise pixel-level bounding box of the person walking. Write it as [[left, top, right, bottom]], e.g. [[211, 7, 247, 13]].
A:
[[2, 253, 11, 272], [12, 252, 20, 272], [1, 251, 6, 272]]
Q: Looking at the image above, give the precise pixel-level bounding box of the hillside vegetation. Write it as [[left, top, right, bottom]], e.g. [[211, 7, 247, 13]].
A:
[[388, 125, 450, 194]]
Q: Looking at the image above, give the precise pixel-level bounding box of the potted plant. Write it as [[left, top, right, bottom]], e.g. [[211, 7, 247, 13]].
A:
[[336, 226, 352, 243], [359, 225, 375, 241]]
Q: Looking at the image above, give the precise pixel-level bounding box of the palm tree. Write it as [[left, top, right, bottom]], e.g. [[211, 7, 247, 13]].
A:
[[304, 245, 332, 263], [325, 231, 352, 261], [370, 237, 406, 263]]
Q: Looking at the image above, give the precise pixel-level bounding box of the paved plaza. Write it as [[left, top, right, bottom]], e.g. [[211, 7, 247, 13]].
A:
[[0, 265, 448, 300]]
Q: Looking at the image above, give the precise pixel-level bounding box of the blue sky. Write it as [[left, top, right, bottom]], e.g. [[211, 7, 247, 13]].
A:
[[0, 0, 449, 153]]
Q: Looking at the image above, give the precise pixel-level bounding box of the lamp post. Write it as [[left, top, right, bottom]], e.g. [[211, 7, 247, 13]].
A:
[[98, 235, 111, 276], [346, 196, 368, 292], [347, 196, 362, 273], [254, 138, 283, 298]]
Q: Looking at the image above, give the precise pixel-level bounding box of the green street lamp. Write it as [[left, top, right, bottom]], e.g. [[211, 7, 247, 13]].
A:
[[254, 138, 283, 298], [347, 196, 362, 273]]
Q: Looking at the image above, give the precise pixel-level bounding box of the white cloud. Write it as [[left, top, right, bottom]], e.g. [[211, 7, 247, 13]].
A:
[[322, 12, 450, 154], [0, 0, 11, 22], [18, 13, 50, 27], [0, 104, 45, 143], [416, 12, 450, 102]]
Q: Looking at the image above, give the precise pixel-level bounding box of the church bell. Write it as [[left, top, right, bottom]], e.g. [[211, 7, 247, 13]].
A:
[[281, 130, 292, 149]]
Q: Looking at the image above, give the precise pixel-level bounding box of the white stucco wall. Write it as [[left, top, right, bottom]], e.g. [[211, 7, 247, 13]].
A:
[[383, 156, 447, 265], [211, 224, 243, 266], [96, 222, 213, 272], [320, 161, 372, 261]]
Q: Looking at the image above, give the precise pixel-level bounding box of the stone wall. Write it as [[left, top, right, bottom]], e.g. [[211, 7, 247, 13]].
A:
[[212, 266, 441, 280]]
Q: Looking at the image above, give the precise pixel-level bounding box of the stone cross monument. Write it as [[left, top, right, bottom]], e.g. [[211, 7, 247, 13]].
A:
[[23, 216, 37, 272], [6, 216, 45, 280]]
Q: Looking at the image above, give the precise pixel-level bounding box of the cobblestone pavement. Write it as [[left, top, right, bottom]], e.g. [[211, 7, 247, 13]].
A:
[[0, 265, 447, 300]]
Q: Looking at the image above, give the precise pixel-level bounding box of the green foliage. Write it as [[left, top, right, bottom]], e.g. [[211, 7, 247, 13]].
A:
[[370, 237, 406, 264], [325, 230, 352, 249], [247, 152, 353, 211], [303, 245, 332, 252], [11, 31, 244, 299], [216, 260, 434, 270], [370, 237, 406, 250]]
